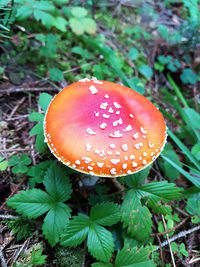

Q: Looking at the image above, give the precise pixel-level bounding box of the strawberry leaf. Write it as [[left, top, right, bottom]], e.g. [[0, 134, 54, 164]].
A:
[[61, 214, 90, 247], [42, 202, 71, 246], [90, 202, 120, 226], [6, 189, 53, 218], [87, 223, 114, 263]]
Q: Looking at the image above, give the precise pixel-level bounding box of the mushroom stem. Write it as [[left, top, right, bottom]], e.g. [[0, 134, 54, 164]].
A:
[[79, 174, 99, 187]]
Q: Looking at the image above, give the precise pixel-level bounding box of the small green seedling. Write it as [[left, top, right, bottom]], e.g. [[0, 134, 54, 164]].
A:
[[8, 153, 31, 174]]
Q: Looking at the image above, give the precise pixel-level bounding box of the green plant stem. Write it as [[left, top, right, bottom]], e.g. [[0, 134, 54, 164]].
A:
[[167, 73, 189, 108]]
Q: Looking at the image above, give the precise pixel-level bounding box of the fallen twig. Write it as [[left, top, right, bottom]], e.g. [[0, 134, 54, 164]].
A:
[[0, 247, 7, 267], [0, 87, 59, 95], [162, 215, 176, 267], [154, 225, 200, 251], [151, 217, 189, 236]]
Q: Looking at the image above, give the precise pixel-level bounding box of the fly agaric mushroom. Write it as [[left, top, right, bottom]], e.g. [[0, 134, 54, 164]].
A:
[[44, 77, 167, 177]]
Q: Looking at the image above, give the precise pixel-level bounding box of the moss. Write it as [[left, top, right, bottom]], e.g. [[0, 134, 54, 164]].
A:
[[55, 246, 84, 267]]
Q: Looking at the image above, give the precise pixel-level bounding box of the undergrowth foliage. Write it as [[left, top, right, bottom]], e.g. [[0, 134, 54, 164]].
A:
[[1, 0, 200, 266]]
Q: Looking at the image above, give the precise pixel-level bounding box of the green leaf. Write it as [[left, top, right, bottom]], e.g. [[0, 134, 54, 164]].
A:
[[35, 132, 47, 153], [39, 93, 53, 112], [0, 157, 8, 171], [30, 248, 47, 265], [53, 17, 68, 32], [139, 181, 182, 201], [81, 18, 97, 34], [43, 165, 72, 202], [184, 108, 200, 130], [34, 10, 55, 28], [162, 155, 200, 188], [40, 34, 57, 58], [186, 193, 200, 216], [27, 160, 54, 188], [158, 24, 169, 41], [43, 202, 71, 246], [160, 144, 182, 181], [16, 5, 32, 20], [121, 190, 152, 240], [71, 7, 87, 18], [34, 1, 55, 11], [53, 0, 69, 5], [69, 18, 85, 35], [8, 154, 31, 174], [180, 68, 198, 84], [125, 167, 150, 188], [192, 144, 200, 161], [29, 112, 44, 122], [49, 67, 64, 82], [6, 189, 53, 218], [90, 202, 120, 226], [167, 129, 200, 171], [128, 76, 145, 95], [61, 214, 90, 247], [87, 223, 114, 262], [158, 55, 170, 65], [92, 263, 112, 267], [138, 64, 153, 78], [129, 47, 139, 60], [29, 122, 43, 135], [115, 246, 156, 267]]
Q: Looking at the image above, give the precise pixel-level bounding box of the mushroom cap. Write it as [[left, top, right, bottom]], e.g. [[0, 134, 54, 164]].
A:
[[44, 77, 167, 177]]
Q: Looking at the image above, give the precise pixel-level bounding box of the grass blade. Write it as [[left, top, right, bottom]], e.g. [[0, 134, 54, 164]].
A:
[[167, 129, 200, 171], [162, 155, 200, 188]]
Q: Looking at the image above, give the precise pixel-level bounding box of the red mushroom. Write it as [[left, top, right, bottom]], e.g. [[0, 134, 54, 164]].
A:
[[44, 77, 167, 177]]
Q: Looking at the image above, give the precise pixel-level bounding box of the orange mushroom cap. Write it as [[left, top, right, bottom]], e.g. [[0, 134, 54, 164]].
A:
[[44, 77, 167, 177]]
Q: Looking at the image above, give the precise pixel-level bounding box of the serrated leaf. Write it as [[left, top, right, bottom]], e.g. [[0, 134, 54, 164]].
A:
[[115, 246, 156, 267], [81, 18, 97, 34], [49, 68, 64, 82], [42, 202, 71, 246], [139, 181, 182, 201], [6, 189, 53, 218], [138, 181, 182, 215], [29, 112, 44, 122], [186, 193, 200, 216], [87, 223, 114, 262], [61, 214, 90, 247], [90, 202, 120, 226], [125, 167, 150, 188], [39, 93, 53, 112], [43, 165, 72, 202], [30, 248, 47, 265], [71, 7, 87, 18], [121, 190, 152, 240]]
